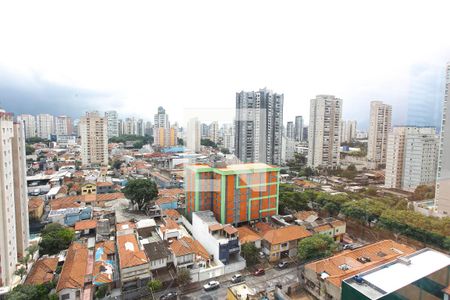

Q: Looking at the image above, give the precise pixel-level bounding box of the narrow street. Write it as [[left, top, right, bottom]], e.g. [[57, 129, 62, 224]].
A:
[[178, 265, 301, 300]]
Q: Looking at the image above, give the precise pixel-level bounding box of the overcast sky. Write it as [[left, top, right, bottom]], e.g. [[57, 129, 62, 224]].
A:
[[0, 0, 449, 129]]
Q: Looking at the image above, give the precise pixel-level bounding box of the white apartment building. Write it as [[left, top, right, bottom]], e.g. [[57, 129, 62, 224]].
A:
[[36, 113, 55, 139], [209, 121, 219, 144], [191, 211, 245, 272], [340, 120, 357, 143], [55, 115, 72, 136], [16, 114, 36, 138], [385, 127, 438, 191], [136, 119, 145, 136], [367, 101, 392, 167], [223, 124, 235, 153], [385, 127, 407, 189], [79, 111, 108, 166], [281, 135, 296, 164], [0, 109, 29, 287], [186, 117, 201, 152], [308, 95, 342, 168], [105, 111, 119, 138], [124, 117, 137, 135], [436, 63, 450, 215]]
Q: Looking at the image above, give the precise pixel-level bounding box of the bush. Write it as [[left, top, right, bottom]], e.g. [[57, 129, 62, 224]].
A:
[[298, 234, 337, 261], [148, 279, 163, 293], [39, 223, 75, 255]]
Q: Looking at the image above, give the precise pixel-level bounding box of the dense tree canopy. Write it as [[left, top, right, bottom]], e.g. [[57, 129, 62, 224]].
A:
[[177, 268, 192, 286], [241, 243, 259, 266], [109, 134, 153, 145], [147, 279, 163, 292], [298, 234, 337, 261], [200, 139, 217, 148], [379, 210, 450, 250], [279, 183, 447, 251], [26, 137, 49, 144], [123, 179, 158, 210], [39, 223, 75, 255], [411, 185, 435, 201], [7, 282, 55, 300]]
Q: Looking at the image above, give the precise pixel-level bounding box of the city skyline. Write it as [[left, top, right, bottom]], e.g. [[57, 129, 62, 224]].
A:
[[1, 1, 450, 129]]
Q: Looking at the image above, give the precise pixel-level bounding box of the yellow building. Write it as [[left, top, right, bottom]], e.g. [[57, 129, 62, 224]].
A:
[[81, 183, 97, 195], [28, 198, 44, 220]]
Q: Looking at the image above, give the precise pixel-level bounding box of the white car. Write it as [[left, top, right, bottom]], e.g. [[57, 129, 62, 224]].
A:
[[231, 274, 244, 283], [203, 280, 220, 291]]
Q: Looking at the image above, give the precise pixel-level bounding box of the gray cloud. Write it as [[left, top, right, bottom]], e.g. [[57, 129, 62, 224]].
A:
[[0, 68, 119, 118]]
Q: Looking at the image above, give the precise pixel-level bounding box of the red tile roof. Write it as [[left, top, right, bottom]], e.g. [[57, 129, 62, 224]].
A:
[[305, 240, 416, 288], [237, 226, 262, 244], [117, 234, 148, 269], [254, 222, 275, 235], [170, 236, 209, 260], [74, 220, 97, 231], [28, 197, 44, 210], [25, 257, 58, 285], [96, 181, 113, 187], [223, 225, 238, 235], [116, 221, 136, 232], [163, 209, 181, 219], [56, 243, 89, 292], [262, 225, 312, 245]]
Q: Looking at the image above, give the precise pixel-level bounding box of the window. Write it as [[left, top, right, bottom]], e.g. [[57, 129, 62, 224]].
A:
[[61, 294, 70, 300]]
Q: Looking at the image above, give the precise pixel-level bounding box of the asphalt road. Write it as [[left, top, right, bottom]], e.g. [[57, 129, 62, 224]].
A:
[[179, 265, 300, 300]]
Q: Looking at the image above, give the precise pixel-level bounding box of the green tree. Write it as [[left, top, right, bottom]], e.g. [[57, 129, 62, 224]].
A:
[[286, 153, 307, 173], [39, 223, 75, 255], [27, 244, 39, 261], [26, 137, 49, 144], [177, 268, 192, 287], [133, 141, 144, 149], [200, 139, 217, 148], [95, 285, 108, 299], [366, 186, 378, 196], [412, 185, 435, 201], [241, 243, 258, 266], [112, 160, 123, 170], [7, 283, 54, 300], [48, 294, 58, 300], [220, 148, 230, 154], [298, 234, 337, 261], [25, 145, 35, 155], [123, 179, 158, 210], [147, 279, 163, 293], [299, 166, 315, 177], [177, 138, 184, 145], [14, 267, 27, 280], [19, 254, 31, 269]]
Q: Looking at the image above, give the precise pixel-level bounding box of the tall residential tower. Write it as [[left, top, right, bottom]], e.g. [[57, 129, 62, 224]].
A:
[[367, 101, 392, 168], [80, 111, 108, 166], [105, 111, 119, 139], [308, 95, 342, 168], [0, 109, 29, 287], [436, 63, 450, 215], [384, 127, 438, 191], [235, 88, 284, 165]]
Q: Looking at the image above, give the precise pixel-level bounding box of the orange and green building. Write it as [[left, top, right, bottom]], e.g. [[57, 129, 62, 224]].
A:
[[184, 163, 280, 225]]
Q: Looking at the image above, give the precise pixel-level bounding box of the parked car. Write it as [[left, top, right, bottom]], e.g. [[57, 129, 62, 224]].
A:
[[203, 280, 220, 291], [160, 292, 178, 300], [231, 273, 244, 283], [254, 268, 265, 276], [277, 261, 288, 269]]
